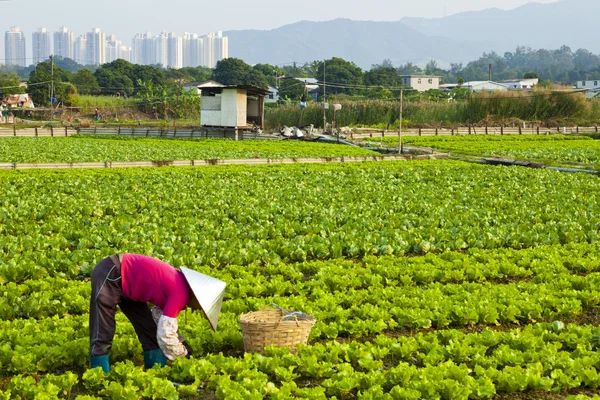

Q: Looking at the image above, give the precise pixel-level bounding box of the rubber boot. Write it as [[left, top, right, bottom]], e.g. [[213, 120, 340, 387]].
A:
[[90, 354, 110, 373], [144, 349, 167, 369]]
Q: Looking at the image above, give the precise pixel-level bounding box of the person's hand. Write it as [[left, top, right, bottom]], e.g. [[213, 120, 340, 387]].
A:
[[182, 340, 193, 358]]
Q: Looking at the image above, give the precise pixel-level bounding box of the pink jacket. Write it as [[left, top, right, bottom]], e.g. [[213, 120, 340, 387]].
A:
[[121, 254, 190, 318]]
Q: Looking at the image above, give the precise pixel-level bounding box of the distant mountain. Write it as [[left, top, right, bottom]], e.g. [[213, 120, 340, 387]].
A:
[[402, 0, 600, 55], [225, 19, 481, 70], [225, 0, 600, 70]]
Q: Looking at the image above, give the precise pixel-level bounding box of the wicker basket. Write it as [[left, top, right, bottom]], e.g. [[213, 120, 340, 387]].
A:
[[239, 306, 316, 354]]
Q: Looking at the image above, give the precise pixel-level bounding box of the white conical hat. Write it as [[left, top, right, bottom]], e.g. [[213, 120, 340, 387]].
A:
[[180, 267, 226, 331]]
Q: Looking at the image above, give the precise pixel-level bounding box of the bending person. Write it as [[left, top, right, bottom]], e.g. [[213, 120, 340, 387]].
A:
[[89, 254, 225, 372]]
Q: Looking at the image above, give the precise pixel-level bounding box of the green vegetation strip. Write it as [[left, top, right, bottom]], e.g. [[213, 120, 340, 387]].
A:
[[0, 136, 377, 163], [366, 134, 600, 166], [1, 161, 599, 278]]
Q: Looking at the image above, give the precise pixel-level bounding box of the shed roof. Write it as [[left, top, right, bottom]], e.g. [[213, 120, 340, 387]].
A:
[[198, 81, 270, 96]]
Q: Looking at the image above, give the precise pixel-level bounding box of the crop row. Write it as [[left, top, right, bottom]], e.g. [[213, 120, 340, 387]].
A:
[[4, 241, 599, 317], [4, 245, 600, 376], [0, 136, 377, 163], [1, 161, 599, 282], [3, 323, 600, 399], [366, 134, 600, 165]]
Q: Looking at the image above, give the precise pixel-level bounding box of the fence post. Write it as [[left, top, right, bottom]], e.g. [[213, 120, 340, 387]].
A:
[[576, 126, 579, 134], [485, 126, 488, 135], [451, 128, 454, 136], [468, 126, 472, 135], [118, 127, 121, 135], [50, 126, 54, 136], [537, 126, 540, 135], [435, 128, 438, 136], [500, 126, 504, 135], [596, 126, 599, 133], [35, 127, 39, 137], [94, 126, 97, 134], [418, 128, 422, 136], [65, 127, 68, 136], [13, 125, 16, 136]]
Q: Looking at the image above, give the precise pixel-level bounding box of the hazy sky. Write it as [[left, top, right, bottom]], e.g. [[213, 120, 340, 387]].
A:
[[1, 0, 558, 64]]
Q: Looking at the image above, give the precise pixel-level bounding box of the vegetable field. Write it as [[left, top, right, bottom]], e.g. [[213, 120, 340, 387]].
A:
[[365, 134, 600, 167], [0, 136, 377, 163], [2, 160, 600, 399]]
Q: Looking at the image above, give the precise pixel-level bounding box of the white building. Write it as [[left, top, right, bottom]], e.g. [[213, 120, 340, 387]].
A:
[[203, 32, 216, 68], [154, 32, 169, 67], [499, 78, 539, 89], [86, 28, 106, 65], [182, 33, 204, 68], [577, 80, 600, 90], [132, 32, 154, 65], [4, 27, 26, 67], [200, 82, 269, 131], [54, 27, 74, 60], [32, 28, 51, 64], [441, 81, 508, 92], [215, 31, 228, 64], [74, 35, 87, 65], [400, 75, 441, 92], [167, 33, 182, 69]]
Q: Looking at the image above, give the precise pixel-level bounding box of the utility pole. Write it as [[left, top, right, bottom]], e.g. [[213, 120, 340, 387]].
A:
[[50, 54, 55, 110], [398, 89, 403, 155], [488, 63, 492, 81], [323, 59, 327, 131]]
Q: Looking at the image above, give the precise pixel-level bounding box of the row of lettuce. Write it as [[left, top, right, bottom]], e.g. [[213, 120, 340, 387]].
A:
[[3, 161, 600, 398], [366, 134, 600, 166], [1, 161, 599, 281], [0, 136, 378, 163]]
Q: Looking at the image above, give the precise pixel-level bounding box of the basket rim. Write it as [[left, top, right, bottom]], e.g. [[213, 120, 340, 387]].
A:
[[239, 307, 316, 324]]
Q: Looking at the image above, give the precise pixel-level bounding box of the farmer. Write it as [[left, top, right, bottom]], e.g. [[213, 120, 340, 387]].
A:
[[89, 254, 226, 373]]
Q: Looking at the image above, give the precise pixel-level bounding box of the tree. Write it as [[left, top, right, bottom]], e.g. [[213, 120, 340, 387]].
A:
[[371, 59, 394, 70], [94, 69, 134, 96], [253, 64, 284, 86], [212, 58, 269, 88], [364, 67, 402, 88], [72, 68, 100, 95], [0, 73, 25, 96], [27, 62, 73, 106], [397, 62, 423, 76], [316, 57, 363, 97], [277, 78, 307, 102]]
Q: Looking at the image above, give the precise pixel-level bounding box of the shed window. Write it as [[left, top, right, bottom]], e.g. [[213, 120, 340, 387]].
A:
[[418, 79, 422, 84], [595, 81, 598, 86], [428, 79, 433, 84]]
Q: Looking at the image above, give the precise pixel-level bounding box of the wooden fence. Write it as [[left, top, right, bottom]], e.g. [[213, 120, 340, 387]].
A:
[[1, 125, 599, 139], [347, 126, 600, 139]]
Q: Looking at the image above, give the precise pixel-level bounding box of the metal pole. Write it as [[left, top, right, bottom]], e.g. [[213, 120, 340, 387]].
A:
[[398, 89, 403, 154], [323, 60, 326, 131], [51, 55, 54, 110]]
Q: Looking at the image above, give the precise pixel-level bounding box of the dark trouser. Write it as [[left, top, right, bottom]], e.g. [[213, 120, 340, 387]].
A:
[[89, 256, 160, 356]]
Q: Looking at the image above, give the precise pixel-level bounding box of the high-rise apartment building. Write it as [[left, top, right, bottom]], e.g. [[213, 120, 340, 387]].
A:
[[54, 27, 74, 60], [132, 32, 154, 65], [182, 33, 205, 68], [167, 33, 182, 69], [86, 28, 106, 65], [215, 31, 229, 66], [74, 35, 87, 65], [32, 28, 51, 64], [154, 32, 169, 67], [203, 32, 215, 69], [5, 26, 27, 67]]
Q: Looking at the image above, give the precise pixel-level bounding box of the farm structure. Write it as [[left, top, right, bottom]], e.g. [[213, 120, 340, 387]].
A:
[[199, 81, 270, 133]]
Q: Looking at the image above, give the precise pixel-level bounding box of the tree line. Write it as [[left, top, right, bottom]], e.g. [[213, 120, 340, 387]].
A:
[[1, 45, 599, 107]]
